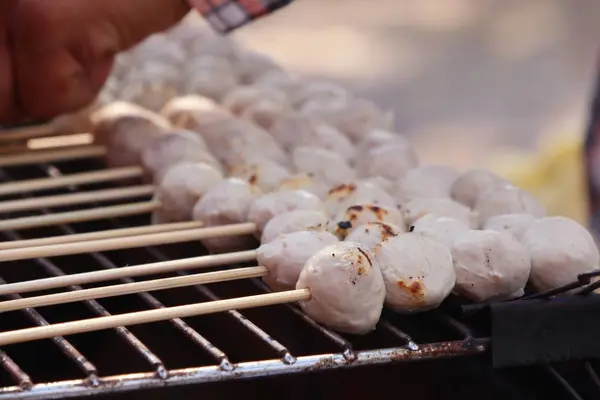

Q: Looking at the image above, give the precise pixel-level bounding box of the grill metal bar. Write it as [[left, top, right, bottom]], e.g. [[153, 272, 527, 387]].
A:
[[143, 246, 297, 365], [32, 165, 234, 372], [0, 350, 32, 390], [0, 160, 499, 399], [0, 262, 99, 385], [0, 341, 489, 400], [250, 278, 355, 357], [0, 170, 167, 377]]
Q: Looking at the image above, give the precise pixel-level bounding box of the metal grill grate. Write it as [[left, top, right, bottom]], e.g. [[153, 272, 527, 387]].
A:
[[0, 157, 594, 400]]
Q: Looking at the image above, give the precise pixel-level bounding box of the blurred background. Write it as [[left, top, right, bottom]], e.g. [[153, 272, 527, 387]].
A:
[[233, 0, 600, 222]]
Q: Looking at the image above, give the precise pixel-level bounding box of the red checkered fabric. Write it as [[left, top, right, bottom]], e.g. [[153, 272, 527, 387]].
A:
[[187, 0, 294, 32]]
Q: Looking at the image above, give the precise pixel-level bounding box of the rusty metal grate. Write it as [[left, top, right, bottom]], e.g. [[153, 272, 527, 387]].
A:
[[0, 157, 593, 400]]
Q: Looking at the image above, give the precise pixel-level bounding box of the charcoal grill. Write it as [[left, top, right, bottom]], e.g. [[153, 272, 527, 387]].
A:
[[0, 145, 598, 400]]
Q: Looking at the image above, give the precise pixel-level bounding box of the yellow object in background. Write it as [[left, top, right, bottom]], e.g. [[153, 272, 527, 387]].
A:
[[486, 134, 588, 224]]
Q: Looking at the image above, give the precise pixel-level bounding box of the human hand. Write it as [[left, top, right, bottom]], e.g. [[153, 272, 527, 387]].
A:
[[0, 0, 189, 124]]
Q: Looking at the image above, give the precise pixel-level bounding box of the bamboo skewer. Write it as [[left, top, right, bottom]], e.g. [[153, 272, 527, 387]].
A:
[[0, 266, 267, 313], [0, 250, 258, 295], [0, 222, 256, 261], [0, 124, 58, 142], [0, 185, 155, 214], [0, 145, 106, 167], [0, 200, 160, 231], [27, 133, 93, 150], [0, 220, 204, 250], [0, 166, 143, 197], [0, 289, 311, 347]]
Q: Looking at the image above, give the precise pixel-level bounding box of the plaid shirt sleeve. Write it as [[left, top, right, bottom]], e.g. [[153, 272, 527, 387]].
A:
[[187, 0, 295, 33]]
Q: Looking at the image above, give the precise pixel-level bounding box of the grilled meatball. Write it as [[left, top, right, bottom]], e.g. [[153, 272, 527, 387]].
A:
[[374, 233, 456, 313], [229, 160, 291, 193], [296, 241, 386, 334], [450, 169, 509, 208], [261, 210, 330, 244], [394, 165, 460, 204], [410, 215, 470, 249], [248, 190, 326, 233], [258, 231, 339, 291], [346, 222, 402, 252], [292, 147, 356, 189], [483, 213, 536, 243], [192, 178, 262, 253], [402, 197, 475, 228], [140, 130, 222, 182], [521, 216, 600, 292], [91, 102, 171, 168], [278, 173, 329, 199], [452, 230, 531, 302], [324, 182, 396, 218], [332, 203, 405, 239], [474, 185, 545, 226], [152, 162, 223, 224]]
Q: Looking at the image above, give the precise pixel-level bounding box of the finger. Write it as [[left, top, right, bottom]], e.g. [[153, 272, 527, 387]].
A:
[[0, 0, 19, 122]]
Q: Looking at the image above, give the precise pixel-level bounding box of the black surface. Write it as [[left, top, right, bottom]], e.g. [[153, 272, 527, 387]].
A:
[[492, 296, 600, 368]]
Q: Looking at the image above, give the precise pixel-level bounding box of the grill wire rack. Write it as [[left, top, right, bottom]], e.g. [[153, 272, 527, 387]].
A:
[[0, 156, 598, 399]]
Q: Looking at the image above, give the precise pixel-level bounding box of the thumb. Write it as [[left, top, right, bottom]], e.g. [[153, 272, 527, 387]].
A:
[[11, 0, 190, 120]]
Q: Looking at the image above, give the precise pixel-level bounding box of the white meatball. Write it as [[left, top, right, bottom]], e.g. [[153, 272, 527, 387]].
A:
[[234, 50, 284, 84], [474, 186, 545, 226], [346, 222, 402, 252], [374, 234, 456, 313], [359, 176, 395, 194], [140, 130, 222, 182], [152, 162, 223, 224], [258, 231, 339, 291], [291, 80, 350, 108], [402, 197, 475, 228], [394, 165, 460, 204], [324, 182, 397, 218], [355, 129, 411, 154], [292, 147, 356, 189], [452, 230, 531, 302], [483, 213, 536, 243], [91, 102, 171, 168], [241, 98, 290, 130], [221, 125, 289, 168], [192, 178, 262, 253], [521, 216, 600, 292], [229, 161, 291, 193], [355, 142, 419, 181], [222, 85, 287, 117], [411, 215, 470, 249], [278, 173, 329, 199], [270, 113, 354, 162], [450, 169, 508, 208], [248, 190, 326, 233], [332, 203, 405, 239], [296, 241, 386, 334], [301, 97, 393, 142], [184, 56, 240, 101], [160, 95, 218, 125], [120, 63, 182, 111], [261, 210, 329, 244]]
